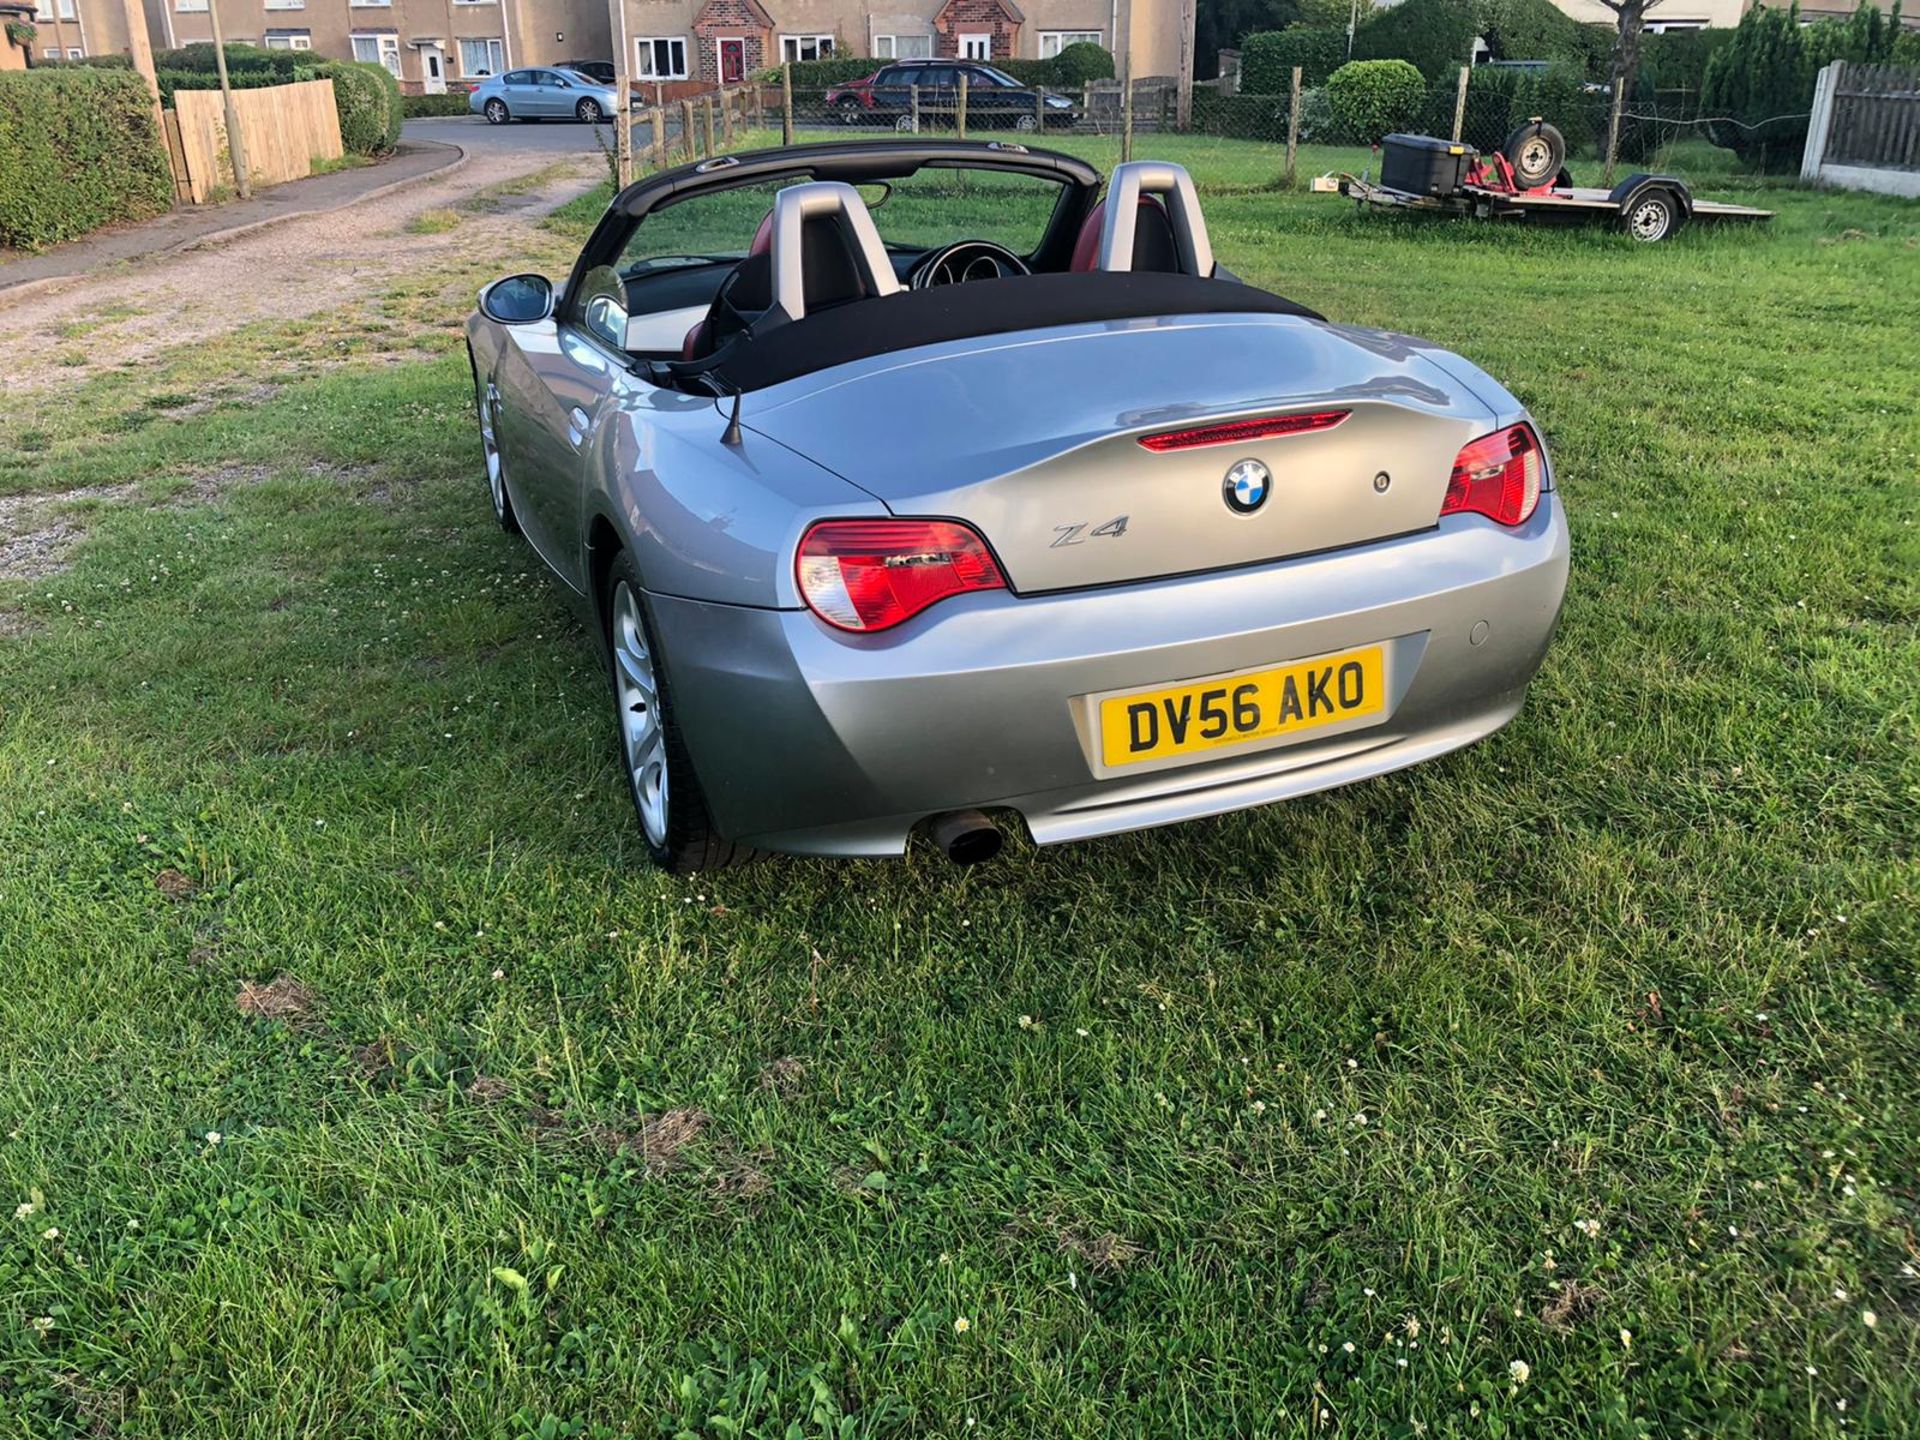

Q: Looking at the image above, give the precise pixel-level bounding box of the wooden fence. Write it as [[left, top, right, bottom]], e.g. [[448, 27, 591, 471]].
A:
[[1801, 62, 1920, 199], [172, 79, 343, 205]]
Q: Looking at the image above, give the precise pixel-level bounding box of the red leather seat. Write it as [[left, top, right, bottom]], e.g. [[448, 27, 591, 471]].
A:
[[682, 209, 779, 359], [1069, 195, 1182, 274]]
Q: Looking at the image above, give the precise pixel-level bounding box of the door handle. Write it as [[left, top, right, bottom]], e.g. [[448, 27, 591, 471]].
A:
[[567, 406, 592, 447]]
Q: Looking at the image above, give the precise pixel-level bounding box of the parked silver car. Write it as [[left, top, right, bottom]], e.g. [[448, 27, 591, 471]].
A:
[[468, 67, 619, 125], [465, 141, 1570, 871]]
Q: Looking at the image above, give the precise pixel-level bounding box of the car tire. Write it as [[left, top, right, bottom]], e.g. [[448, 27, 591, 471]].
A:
[[894, 113, 917, 133], [470, 356, 521, 535], [1622, 186, 1684, 243], [1501, 121, 1565, 190], [836, 98, 865, 125], [603, 551, 754, 874], [1015, 113, 1037, 133], [576, 98, 603, 124], [484, 99, 509, 125]]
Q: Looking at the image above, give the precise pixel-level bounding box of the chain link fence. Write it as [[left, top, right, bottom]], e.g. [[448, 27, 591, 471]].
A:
[[617, 66, 1754, 193]]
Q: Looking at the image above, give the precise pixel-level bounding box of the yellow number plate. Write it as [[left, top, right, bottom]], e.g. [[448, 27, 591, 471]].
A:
[[1098, 645, 1387, 768]]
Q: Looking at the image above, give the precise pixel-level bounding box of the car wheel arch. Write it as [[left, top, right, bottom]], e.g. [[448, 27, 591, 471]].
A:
[[586, 512, 627, 642]]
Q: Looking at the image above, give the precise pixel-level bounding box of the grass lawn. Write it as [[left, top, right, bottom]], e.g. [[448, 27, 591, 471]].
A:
[[2, 133, 1918, 1439]]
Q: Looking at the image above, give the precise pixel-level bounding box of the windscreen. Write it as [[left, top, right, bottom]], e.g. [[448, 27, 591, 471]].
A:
[[615, 165, 1071, 280]]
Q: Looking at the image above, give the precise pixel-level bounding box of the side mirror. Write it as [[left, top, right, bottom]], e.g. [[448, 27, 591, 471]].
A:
[[480, 274, 554, 324]]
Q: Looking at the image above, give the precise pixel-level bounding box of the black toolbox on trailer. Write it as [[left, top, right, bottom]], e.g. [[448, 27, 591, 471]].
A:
[[1380, 133, 1472, 197]]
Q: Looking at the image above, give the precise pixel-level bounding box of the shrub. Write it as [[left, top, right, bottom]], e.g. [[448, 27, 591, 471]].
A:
[[1325, 58, 1427, 142], [759, 56, 887, 87], [1638, 26, 1734, 93], [1353, 0, 1478, 78], [1048, 42, 1114, 86], [1474, 0, 1609, 77], [1895, 29, 1920, 65], [1701, 1, 1895, 170], [1241, 26, 1349, 92], [312, 59, 403, 156], [155, 67, 296, 106], [156, 42, 304, 79], [0, 68, 173, 250], [1461, 60, 1595, 154], [39, 52, 133, 69], [403, 92, 471, 119]]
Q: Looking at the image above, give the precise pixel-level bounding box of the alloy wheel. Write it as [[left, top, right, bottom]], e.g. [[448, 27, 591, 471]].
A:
[[476, 378, 508, 521], [578, 99, 603, 123], [485, 99, 508, 124], [612, 581, 669, 847], [1015, 113, 1037, 132]]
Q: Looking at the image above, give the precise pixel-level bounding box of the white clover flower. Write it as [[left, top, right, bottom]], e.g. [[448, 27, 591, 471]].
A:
[[1342, 1341, 1355, 1354], [205, 1131, 222, 1145], [1862, 1310, 1877, 1328], [14, 1202, 35, 1221], [41, 1227, 59, 1241], [1620, 1329, 1633, 1349], [1509, 1359, 1531, 1386]]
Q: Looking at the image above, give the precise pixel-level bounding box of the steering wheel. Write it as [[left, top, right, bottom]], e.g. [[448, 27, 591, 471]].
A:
[[910, 240, 1031, 290]]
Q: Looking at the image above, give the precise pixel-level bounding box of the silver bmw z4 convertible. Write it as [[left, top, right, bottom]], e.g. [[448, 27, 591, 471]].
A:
[[465, 140, 1570, 871]]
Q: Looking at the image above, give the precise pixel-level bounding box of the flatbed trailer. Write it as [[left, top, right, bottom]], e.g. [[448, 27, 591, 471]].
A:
[[1335, 172, 1774, 241], [1323, 126, 1773, 243]]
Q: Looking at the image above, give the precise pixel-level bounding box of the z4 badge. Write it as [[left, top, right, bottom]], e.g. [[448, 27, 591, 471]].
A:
[[1051, 515, 1130, 547]]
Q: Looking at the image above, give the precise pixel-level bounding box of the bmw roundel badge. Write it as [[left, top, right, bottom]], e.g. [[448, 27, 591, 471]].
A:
[[1223, 458, 1271, 514]]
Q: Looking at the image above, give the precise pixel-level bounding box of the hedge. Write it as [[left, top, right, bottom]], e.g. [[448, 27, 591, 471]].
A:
[[1325, 59, 1427, 143], [1241, 27, 1348, 91], [1460, 60, 1596, 154], [312, 60, 403, 156], [0, 68, 173, 250], [1351, 0, 1477, 79], [1702, 0, 1898, 170], [156, 42, 307, 79], [403, 92, 472, 119]]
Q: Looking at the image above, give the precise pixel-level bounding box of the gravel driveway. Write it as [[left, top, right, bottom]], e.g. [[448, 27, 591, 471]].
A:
[[0, 145, 602, 396]]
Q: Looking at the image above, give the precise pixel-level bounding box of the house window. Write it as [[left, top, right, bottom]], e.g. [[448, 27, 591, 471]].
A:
[[779, 34, 833, 62], [959, 33, 991, 59], [43, 46, 58, 58], [265, 0, 304, 9], [351, 32, 401, 75], [67, 46, 84, 56], [1038, 30, 1101, 57], [874, 34, 932, 59], [458, 37, 505, 75], [348, 0, 392, 7], [56, 0, 74, 17], [636, 36, 686, 79], [175, 0, 208, 10], [264, 30, 312, 49]]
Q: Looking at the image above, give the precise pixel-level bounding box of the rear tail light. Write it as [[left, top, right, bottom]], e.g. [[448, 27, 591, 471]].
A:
[[797, 519, 1006, 632], [1442, 424, 1543, 526], [1137, 409, 1349, 452]]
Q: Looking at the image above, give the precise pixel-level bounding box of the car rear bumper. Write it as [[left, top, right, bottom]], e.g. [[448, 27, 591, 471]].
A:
[[649, 497, 1570, 856]]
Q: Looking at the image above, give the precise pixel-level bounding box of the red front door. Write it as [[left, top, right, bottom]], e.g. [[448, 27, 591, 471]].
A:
[[718, 38, 746, 83]]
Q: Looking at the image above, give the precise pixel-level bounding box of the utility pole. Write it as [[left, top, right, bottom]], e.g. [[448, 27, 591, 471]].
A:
[[607, 0, 631, 185], [205, 0, 250, 200]]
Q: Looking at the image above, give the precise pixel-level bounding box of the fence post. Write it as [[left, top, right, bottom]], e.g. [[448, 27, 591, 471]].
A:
[[1035, 84, 1045, 134], [1603, 80, 1625, 186], [957, 72, 968, 139], [1285, 65, 1301, 188], [647, 105, 664, 169], [910, 84, 921, 133], [1800, 61, 1841, 183], [781, 63, 794, 144], [1451, 64, 1469, 143], [719, 86, 733, 146], [1176, 0, 1195, 131], [1121, 69, 1134, 162], [681, 98, 698, 161]]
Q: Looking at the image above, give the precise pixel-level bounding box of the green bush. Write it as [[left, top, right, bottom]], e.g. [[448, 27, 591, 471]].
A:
[[312, 59, 403, 156], [760, 56, 888, 87], [38, 52, 133, 69], [1241, 26, 1348, 92], [403, 92, 471, 119], [1474, 0, 1609, 77], [0, 68, 173, 250], [1702, 1, 1896, 170], [1325, 58, 1427, 142], [1353, 0, 1477, 78], [156, 42, 304, 79], [1461, 60, 1595, 154], [1639, 27, 1734, 93], [1894, 29, 1920, 65], [1048, 42, 1115, 85], [155, 67, 297, 106]]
